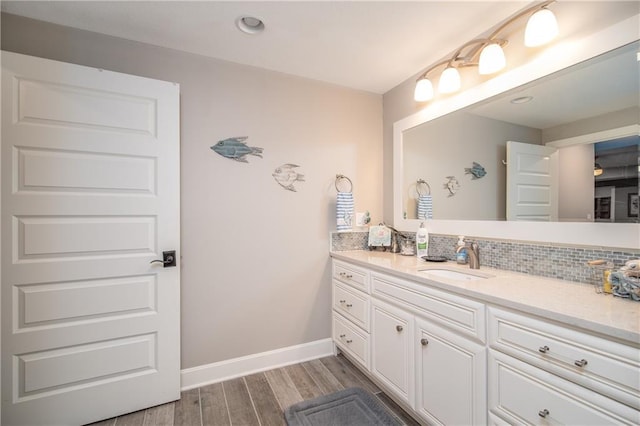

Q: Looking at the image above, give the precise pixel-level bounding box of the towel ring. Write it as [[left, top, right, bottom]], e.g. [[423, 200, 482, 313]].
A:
[[416, 179, 431, 196], [335, 174, 353, 193]]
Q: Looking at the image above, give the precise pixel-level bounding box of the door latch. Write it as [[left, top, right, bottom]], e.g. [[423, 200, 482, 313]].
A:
[[150, 250, 176, 267]]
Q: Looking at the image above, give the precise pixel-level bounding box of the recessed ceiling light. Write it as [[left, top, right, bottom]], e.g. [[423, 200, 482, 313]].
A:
[[510, 96, 533, 104], [236, 16, 265, 35]]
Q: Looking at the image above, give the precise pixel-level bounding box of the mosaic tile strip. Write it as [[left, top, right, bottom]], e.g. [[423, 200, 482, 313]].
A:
[[331, 231, 640, 286], [331, 231, 369, 251], [429, 234, 640, 286]]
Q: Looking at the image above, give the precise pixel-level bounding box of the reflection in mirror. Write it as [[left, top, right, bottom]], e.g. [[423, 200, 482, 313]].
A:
[[402, 41, 639, 223], [593, 137, 639, 223]]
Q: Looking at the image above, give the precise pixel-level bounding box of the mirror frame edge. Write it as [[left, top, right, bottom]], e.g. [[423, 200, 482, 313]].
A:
[[393, 14, 640, 250]]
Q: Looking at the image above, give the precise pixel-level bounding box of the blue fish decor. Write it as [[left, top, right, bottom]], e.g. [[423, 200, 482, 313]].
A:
[[272, 163, 305, 192], [444, 176, 460, 197], [464, 162, 487, 179], [210, 137, 263, 163]]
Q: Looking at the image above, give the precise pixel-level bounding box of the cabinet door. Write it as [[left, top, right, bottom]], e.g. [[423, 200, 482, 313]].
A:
[[415, 317, 487, 426], [371, 299, 414, 407]]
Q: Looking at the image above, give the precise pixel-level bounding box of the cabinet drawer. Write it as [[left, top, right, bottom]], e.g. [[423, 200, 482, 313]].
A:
[[371, 271, 485, 343], [333, 282, 369, 331], [333, 260, 369, 293], [489, 351, 639, 425], [333, 313, 369, 369], [489, 307, 640, 410]]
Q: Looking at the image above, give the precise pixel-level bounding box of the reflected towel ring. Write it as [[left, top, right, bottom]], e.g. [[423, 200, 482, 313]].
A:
[[417, 179, 431, 196], [335, 174, 353, 193]]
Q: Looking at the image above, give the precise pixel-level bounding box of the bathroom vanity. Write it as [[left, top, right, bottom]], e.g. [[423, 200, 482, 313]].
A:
[[331, 251, 640, 425]]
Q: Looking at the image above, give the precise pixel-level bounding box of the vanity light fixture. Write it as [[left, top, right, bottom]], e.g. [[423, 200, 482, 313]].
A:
[[414, 0, 558, 102]]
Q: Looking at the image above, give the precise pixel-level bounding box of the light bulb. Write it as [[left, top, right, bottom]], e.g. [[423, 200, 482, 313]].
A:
[[478, 43, 506, 75], [525, 8, 558, 47], [414, 78, 434, 102], [438, 67, 461, 94]]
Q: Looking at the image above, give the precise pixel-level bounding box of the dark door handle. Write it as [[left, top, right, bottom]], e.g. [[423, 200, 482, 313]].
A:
[[150, 250, 176, 267]]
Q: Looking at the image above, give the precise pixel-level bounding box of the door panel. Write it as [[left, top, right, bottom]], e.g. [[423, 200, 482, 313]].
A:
[[506, 141, 558, 221], [2, 51, 180, 425]]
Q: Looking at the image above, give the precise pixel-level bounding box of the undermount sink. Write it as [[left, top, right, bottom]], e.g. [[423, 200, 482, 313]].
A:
[[418, 268, 491, 281]]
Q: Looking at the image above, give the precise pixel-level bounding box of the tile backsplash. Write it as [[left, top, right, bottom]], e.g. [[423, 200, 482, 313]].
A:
[[330, 231, 640, 286]]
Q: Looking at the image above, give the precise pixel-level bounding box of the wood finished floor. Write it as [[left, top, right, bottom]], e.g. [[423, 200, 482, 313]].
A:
[[88, 354, 420, 426]]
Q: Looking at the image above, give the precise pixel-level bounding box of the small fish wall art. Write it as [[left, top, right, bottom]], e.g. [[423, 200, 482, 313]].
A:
[[272, 163, 305, 192], [444, 176, 460, 197], [464, 161, 487, 179], [210, 136, 263, 163]]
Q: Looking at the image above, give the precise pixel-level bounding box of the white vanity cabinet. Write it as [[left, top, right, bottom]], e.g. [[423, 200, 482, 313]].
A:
[[488, 307, 640, 425], [331, 260, 371, 369], [370, 270, 487, 424], [331, 255, 640, 426]]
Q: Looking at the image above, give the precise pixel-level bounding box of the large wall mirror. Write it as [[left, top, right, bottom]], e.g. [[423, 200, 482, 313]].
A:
[[393, 16, 640, 249]]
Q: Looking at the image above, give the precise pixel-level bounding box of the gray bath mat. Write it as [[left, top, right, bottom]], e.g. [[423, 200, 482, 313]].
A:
[[284, 387, 402, 426]]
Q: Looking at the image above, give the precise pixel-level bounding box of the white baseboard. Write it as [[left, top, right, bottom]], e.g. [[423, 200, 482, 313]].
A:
[[180, 338, 335, 391]]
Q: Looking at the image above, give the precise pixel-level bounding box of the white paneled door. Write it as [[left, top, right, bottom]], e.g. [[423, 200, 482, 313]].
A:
[[1, 52, 181, 425], [506, 141, 558, 221]]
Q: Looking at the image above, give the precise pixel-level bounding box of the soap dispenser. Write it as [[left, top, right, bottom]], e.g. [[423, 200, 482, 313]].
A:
[[456, 236, 467, 264], [416, 222, 429, 258]]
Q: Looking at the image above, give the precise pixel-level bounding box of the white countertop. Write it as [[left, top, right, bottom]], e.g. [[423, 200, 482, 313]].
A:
[[331, 250, 640, 346]]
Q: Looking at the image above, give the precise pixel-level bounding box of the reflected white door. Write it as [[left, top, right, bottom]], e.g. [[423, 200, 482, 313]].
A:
[[1, 52, 180, 425], [506, 141, 558, 221]]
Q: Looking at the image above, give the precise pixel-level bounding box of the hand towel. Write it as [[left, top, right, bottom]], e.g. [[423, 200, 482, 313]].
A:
[[417, 194, 433, 220], [336, 191, 354, 232]]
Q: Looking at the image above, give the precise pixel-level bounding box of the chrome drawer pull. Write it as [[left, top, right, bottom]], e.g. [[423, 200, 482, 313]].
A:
[[420, 338, 429, 346], [574, 359, 588, 367], [346, 339, 353, 343], [539, 345, 550, 353], [538, 409, 549, 418], [396, 325, 403, 332]]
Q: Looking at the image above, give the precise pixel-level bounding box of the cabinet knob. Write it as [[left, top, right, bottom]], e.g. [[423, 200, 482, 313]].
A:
[[339, 334, 346, 338], [538, 345, 550, 353], [420, 338, 429, 346], [574, 359, 588, 367], [339, 300, 346, 304], [346, 274, 353, 279], [538, 409, 550, 418], [396, 325, 403, 332], [346, 303, 353, 308], [346, 339, 353, 343]]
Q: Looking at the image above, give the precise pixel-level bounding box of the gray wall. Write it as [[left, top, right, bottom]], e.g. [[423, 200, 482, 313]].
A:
[[1, 13, 383, 369], [557, 144, 594, 222]]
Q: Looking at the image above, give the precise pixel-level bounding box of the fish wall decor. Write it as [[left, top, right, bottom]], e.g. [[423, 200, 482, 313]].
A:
[[444, 176, 460, 197], [464, 162, 487, 179], [272, 163, 305, 192], [210, 137, 263, 163]]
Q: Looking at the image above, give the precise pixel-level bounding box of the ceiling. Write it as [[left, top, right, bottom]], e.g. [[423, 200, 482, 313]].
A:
[[2, 1, 638, 95], [0, 1, 538, 94]]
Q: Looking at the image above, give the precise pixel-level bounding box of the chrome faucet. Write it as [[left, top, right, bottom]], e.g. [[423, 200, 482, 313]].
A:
[[456, 241, 480, 269]]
